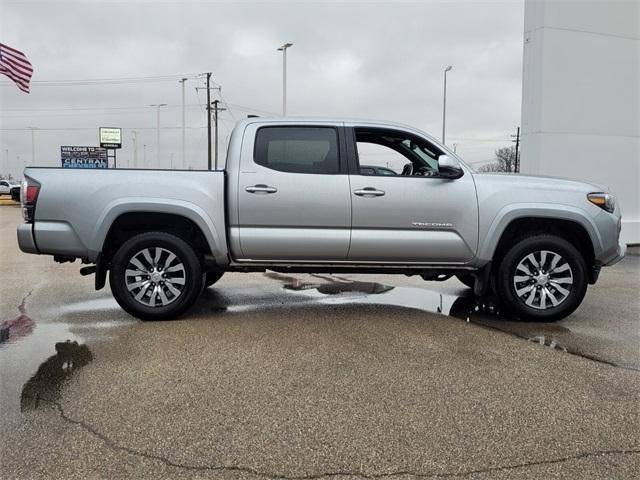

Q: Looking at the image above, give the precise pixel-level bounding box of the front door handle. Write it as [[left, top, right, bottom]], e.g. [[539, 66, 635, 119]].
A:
[[354, 187, 385, 197], [246, 184, 278, 194]]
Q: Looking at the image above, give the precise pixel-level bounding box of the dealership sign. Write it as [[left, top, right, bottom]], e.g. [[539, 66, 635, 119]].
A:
[[99, 127, 122, 149], [61, 146, 108, 169]]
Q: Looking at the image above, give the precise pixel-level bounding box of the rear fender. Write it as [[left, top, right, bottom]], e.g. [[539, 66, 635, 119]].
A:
[[89, 198, 228, 265]]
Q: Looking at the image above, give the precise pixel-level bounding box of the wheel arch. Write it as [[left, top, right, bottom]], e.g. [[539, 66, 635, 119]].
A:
[[480, 205, 601, 269], [93, 200, 227, 266]]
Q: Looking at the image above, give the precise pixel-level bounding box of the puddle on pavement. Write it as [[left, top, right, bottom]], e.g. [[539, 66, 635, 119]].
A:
[[263, 272, 584, 358], [1, 292, 35, 345], [0, 293, 99, 424], [266, 271, 482, 317], [20, 340, 93, 411]]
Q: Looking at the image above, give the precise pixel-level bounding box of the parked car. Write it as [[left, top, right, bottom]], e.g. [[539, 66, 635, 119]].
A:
[[10, 185, 20, 202], [0, 180, 20, 197], [17, 117, 625, 321]]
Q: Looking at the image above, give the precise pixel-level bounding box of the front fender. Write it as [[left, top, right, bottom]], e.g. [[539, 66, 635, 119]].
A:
[[476, 203, 603, 263], [88, 197, 228, 265]]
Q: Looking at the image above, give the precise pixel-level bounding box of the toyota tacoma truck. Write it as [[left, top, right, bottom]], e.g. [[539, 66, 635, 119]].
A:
[[17, 117, 625, 321]]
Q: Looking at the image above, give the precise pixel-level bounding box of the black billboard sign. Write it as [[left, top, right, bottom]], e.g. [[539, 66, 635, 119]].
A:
[[61, 146, 108, 169]]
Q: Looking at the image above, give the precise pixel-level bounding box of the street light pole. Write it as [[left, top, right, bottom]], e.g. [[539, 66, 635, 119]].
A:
[[179, 78, 187, 169], [27, 127, 37, 164], [442, 65, 453, 145], [277, 43, 293, 116], [150, 104, 167, 168], [132, 130, 139, 168]]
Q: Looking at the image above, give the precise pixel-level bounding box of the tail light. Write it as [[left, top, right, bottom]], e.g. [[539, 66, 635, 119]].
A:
[[21, 178, 40, 223]]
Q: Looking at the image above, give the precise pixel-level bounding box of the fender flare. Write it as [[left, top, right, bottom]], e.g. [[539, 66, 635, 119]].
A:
[[88, 197, 227, 264], [477, 203, 603, 262]]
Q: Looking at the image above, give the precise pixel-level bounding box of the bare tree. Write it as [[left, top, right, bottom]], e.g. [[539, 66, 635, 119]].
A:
[[477, 145, 517, 173]]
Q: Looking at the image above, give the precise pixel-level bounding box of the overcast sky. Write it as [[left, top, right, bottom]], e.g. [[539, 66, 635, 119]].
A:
[[1, 0, 524, 176]]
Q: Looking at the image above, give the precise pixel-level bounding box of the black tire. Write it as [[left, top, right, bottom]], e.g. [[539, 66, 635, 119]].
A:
[[456, 274, 476, 290], [496, 234, 587, 321], [109, 232, 203, 321], [204, 271, 224, 288]]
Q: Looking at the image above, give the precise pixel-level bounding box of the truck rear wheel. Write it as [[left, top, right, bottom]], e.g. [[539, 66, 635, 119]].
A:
[[109, 232, 203, 320], [496, 234, 587, 321]]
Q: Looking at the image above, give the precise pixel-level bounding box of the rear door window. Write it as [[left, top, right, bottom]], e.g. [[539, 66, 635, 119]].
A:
[[254, 127, 340, 174]]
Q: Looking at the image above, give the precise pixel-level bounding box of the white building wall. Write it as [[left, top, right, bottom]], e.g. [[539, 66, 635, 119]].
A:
[[521, 0, 639, 244]]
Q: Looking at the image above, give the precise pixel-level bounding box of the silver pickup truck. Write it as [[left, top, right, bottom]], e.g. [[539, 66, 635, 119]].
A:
[[17, 117, 625, 321]]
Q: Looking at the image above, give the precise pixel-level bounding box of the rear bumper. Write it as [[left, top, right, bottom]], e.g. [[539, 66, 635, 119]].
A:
[[17, 223, 39, 254], [18, 221, 87, 258]]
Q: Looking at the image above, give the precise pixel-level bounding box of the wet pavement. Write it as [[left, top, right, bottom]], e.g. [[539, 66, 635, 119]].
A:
[[1, 204, 639, 479]]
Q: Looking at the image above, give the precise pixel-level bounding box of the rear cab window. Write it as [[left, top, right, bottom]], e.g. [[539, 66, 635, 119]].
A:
[[254, 126, 340, 174]]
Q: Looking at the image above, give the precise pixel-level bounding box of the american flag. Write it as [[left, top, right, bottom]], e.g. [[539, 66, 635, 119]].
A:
[[0, 42, 33, 93]]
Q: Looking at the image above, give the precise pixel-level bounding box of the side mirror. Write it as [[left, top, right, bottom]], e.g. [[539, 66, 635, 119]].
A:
[[438, 155, 464, 179]]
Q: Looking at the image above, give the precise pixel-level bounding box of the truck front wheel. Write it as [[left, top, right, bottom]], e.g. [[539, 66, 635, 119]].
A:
[[109, 232, 203, 320], [496, 234, 587, 321]]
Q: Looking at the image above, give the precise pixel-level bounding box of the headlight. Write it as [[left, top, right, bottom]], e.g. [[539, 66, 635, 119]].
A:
[[587, 193, 616, 213]]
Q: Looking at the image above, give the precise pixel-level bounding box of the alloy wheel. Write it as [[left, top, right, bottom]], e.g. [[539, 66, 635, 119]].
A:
[[512, 250, 574, 310], [125, 247, 186, 307]]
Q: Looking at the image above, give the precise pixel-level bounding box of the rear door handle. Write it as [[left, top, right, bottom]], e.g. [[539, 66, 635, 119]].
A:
[[354, 187, 385, 197], [246, 184, 278, 194]]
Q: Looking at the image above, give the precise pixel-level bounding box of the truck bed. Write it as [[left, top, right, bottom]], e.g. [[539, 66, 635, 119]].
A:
[[18, 167, 228, 265]]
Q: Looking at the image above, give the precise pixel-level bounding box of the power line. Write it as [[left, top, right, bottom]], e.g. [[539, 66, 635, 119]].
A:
[[0, 103, 209, 113], [448, 136, 511, 142], [0, 126, 208, 131], [0, 74, 198, 87]]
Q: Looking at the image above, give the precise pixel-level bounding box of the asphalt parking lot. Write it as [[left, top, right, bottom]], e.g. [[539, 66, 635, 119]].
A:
[[1, 204, 639, 479]]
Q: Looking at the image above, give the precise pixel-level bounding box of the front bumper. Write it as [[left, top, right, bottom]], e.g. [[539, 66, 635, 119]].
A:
[[603, 241, 626, 266]]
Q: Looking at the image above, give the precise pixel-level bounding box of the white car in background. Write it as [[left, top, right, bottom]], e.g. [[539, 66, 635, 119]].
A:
[[0, 180, 20, 196]]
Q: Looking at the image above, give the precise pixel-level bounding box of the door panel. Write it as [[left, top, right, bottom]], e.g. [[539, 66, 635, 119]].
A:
[[236, 124, 351, 261], [348, 175, 478, 262], [237, 169, 351, 260]]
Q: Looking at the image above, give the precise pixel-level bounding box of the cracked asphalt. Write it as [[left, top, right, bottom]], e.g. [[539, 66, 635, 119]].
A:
[[1, 205, 639, 479]]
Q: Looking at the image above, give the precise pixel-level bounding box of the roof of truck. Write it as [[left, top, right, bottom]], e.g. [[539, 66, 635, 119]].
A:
[[231, 116, 455, 158], [234, 116, 446, 146], [236, 116, 424, 130]]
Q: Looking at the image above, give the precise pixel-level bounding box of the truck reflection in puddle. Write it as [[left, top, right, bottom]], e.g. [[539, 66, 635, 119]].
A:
[[265, 271, 477, 317], [263, 272, 580, 357], [21, 340, 93, 411]]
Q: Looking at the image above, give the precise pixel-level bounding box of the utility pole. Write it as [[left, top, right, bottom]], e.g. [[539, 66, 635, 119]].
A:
[[511, 126, 521, 173], [132, 130, 139, 168], [143, 144, 147, 168], [196, 73, 221, 169], [179, 78, 187, 169], [212, 100, 227, 170], [206, 72, 212, 170]]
